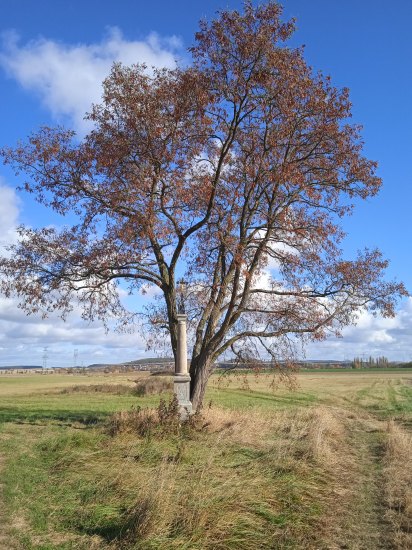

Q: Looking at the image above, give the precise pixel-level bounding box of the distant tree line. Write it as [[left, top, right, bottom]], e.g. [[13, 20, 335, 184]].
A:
[[352, 356, 389, 369]]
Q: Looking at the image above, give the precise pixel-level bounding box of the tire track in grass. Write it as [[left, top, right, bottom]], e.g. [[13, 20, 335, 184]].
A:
[[314, 400, 395, 548], [323, 376, 411, 548], [339, 414, 394, 550]]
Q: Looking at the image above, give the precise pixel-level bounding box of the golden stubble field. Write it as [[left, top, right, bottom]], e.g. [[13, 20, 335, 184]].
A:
[[0, 368, 411, 549]]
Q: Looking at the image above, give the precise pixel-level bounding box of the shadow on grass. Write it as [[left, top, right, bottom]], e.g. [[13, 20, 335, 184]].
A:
[[79, 522, 126, 543], [0, 407, 108, 426], [63, 507, 131, 543], [217, 388, 317, 407]]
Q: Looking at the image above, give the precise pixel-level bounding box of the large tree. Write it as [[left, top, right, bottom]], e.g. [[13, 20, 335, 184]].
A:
[[0, 2, 406, 409]]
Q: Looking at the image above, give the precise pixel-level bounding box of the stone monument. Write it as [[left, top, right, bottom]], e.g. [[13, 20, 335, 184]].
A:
[[174, 281, 193, 418]]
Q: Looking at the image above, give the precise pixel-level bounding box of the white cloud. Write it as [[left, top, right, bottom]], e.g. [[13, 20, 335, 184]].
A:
[[140, 283, 162, 298], [0, 28, 182, 132], [306, 298, 412, 361], [0, 293, 150, 367], [0, 180, 20, 249]]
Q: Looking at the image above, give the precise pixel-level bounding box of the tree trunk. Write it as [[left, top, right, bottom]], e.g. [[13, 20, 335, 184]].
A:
[[190, 355, 213, 411]]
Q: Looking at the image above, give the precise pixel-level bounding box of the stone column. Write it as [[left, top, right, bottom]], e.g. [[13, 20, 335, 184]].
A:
[[174, 313, 192, 417]]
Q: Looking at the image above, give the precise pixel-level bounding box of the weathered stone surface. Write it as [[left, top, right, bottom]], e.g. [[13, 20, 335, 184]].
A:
[[173, 375, 193, 418], [174, 314, 193, 417], [176, 314, 188, 375]]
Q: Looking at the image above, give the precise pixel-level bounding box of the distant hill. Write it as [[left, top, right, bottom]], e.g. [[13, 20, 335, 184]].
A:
[[86, 357, 174, 369], [0, 365, 42, 370], [0, 358, 175, 372]]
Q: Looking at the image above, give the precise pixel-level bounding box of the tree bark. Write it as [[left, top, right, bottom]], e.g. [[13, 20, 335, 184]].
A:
[[190, 355, 213, 411]]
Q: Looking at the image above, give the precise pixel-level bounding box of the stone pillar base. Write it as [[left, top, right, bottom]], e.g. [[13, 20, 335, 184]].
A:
[[173, 374, 193, 419]]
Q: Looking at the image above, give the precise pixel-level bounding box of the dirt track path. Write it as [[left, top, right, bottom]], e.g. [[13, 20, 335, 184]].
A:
[[347, 417, 392, 549], [327, 412, 394, 550]]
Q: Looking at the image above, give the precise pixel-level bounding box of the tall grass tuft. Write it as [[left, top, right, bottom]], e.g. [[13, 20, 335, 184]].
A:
[[131, 376, 173, 396], [106, 395, 183, 438]]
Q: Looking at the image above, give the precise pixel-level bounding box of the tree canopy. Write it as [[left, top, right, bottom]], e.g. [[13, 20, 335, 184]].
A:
[[0, 1, 407, 409]]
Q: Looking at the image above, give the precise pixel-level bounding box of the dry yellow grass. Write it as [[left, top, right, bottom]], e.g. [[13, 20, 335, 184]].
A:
[[384, 420, 412, 549]]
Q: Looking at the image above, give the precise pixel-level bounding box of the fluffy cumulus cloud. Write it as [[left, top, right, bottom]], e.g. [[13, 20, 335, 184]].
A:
[[0, 179, 20, 250], [0, 28, 182, 132], [0, 296, 148, 367], [306, 299, 412, 361]]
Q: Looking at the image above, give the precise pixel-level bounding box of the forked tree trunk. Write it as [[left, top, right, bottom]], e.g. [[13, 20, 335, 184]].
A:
[[190, 355, 213, 411]]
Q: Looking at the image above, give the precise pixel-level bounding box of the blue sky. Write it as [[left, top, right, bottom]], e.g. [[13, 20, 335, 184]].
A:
[[0, 0, 411, 366]]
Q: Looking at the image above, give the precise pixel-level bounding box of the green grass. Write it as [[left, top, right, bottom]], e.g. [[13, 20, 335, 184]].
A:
[[0, 374, 167, 425], [299, 367, 412, 373], [207, 386, 318, 410], [0, 393, 158, 424], [349, 377, 412, 420]]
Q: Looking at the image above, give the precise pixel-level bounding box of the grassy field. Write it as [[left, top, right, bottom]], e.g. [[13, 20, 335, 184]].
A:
[[0, 369, 411, 549]]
